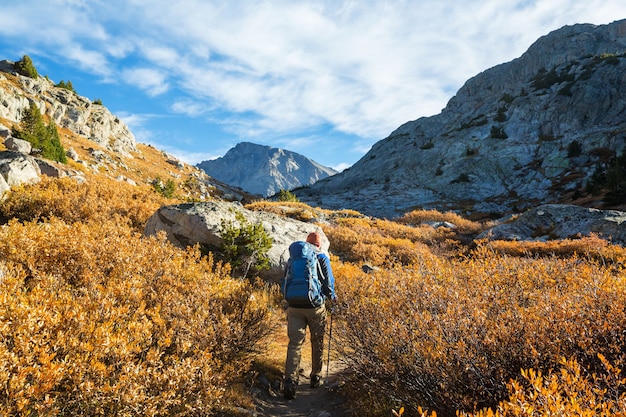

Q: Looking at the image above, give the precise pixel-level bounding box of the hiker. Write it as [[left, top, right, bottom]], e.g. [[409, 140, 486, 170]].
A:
[[281, 231, 336, 400]]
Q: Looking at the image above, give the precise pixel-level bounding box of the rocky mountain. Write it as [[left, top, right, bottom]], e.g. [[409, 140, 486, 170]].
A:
[[196, 141, 337, 197], [295, 19, 626, 219]]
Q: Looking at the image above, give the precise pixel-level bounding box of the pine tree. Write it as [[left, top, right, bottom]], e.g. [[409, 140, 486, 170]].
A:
[[220, 211, 272, 279], [42, 121, 67, 163], [14, 55, 38, 79], [55, 80, 77, 93], [12, 102, 67, 163], [12, 102, 46, 147]]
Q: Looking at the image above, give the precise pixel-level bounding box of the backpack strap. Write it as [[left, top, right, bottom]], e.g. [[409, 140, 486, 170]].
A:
[[281, 258, 292, 297], [315, 256, 326, 283]]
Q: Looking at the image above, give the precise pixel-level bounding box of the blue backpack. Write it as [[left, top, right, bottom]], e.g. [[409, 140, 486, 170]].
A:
[[282, 241, 324, 308]]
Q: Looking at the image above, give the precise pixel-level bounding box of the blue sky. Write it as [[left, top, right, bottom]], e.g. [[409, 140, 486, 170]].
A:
[[0, 1, 624, 171]]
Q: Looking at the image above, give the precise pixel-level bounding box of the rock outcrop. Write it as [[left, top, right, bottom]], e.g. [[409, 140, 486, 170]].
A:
[[478, 204, 626, 245], [0, 60, 136, 157], [296, 19, 626, 219], [0, 151, 41, 195], [143, 201, 327, 281], [197, 142, 337, 197], [4, 136, 31, 154]]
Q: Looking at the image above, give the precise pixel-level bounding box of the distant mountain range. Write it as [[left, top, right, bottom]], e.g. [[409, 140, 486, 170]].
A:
[[196, 142, 337, 197], [295, 19, 626, 219]]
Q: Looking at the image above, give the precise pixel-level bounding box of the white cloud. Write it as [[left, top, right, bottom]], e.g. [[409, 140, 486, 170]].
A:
[[333, 162, 351, 172], [171, 99, 209, 117], [116, 111, 146, 128], [141, 0, 624, 141], [122, 67, 169, 96]]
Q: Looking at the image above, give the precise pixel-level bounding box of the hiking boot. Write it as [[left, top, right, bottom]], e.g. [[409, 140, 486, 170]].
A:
[[284, 378, 296, 400], [310, 375, 322, 388]]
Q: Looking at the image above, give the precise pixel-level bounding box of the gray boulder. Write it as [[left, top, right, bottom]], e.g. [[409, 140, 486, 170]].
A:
[[143, 201, 327, 281], [477, 204, 626, 245], [0, 174, 9, 196], [35, 158, 67, 178], [4, 136, 32, 154], [0, 151, 41, 191], [66, 148, 80, 162], [0, 124, 10, 139]]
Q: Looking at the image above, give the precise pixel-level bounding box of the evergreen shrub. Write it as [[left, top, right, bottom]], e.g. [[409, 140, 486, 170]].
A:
[[14, 55, 38, 78], [12, 102, 67, 163]]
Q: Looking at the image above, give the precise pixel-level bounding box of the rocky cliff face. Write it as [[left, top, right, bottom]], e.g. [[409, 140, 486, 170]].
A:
[[0, 60, 136, 157], [197, 142, 337, 197], [296, 19, 626, 219]]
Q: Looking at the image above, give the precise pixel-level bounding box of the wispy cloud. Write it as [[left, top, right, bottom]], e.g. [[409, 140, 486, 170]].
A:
[[122, 67, 169, 96], [171, 99, 209, 118]]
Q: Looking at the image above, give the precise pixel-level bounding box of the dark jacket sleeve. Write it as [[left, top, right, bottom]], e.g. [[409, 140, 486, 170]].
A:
[[316, 253, 336, 300]]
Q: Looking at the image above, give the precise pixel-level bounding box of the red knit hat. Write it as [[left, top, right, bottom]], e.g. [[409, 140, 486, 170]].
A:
[[306, 232, 322, 248]]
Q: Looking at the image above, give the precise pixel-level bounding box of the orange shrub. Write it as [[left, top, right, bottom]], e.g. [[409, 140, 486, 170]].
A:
[[481, 234, 626, 265], [245, 200, 322, 222], [461, 356, 626, 416], [333, 249, 626, 416], [245, 200, 366, 224], [0, 176, 170, 230], [0, 217, 272, 416], [397, 208, 487, 235], [324, 217, 443, 267]]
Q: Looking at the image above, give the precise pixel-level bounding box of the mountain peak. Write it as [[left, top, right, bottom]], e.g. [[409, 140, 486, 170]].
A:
[[197, 142, 337, 197]]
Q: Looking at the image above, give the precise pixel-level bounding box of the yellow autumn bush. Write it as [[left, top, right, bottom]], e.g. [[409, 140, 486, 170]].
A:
[[460, 356, 626, 417], [482, 234, 626, 264], [324, 217, 449, 266], [397, 208, 487, 235], [245, 201, 323, 223], [245, 200, 365, 223], [0, 176, 169, 230], [3, 172, 625, 417], [333, 245, 626, 416], [0, 217, 272, 416]]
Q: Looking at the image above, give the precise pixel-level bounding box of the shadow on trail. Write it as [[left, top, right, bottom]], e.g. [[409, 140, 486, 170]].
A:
[[253, 370, 350, 417]]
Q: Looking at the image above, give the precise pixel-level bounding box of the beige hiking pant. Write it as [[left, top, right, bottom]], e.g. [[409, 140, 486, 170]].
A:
[[284, 305, 327, 382]]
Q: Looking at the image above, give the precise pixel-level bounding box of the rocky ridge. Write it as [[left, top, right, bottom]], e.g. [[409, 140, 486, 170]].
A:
[[0, 59, 136, 157], [197, 141, 337, 197], [296, 19, 626, 219]]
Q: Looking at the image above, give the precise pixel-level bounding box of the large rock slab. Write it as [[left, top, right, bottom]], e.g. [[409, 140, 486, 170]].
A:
[[4, 136, 32, 154], [477, 204, 626, 245], [144, 201, 327, 281], [0, 151, 41, 190]]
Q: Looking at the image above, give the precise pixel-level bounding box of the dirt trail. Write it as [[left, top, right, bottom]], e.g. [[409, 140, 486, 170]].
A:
[[253, 363, 350, 417], [252, 307, 350, 416]]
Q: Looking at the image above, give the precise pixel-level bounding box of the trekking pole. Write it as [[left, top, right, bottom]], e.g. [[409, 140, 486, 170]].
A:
[[325, 305, 333, 388]]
